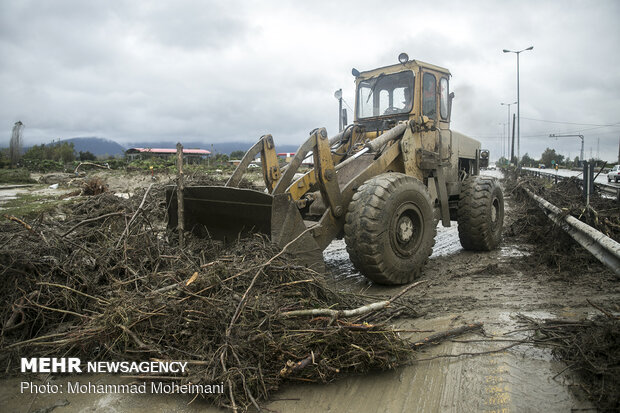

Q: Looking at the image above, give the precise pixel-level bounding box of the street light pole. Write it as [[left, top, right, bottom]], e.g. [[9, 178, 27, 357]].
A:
[[500, 101, 517, 162], [334, 89, 343, 132], [503, 46, 533, 168]]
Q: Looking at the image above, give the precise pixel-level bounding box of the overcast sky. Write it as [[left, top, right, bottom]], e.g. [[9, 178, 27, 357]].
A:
[[1, 0, 619, 161]]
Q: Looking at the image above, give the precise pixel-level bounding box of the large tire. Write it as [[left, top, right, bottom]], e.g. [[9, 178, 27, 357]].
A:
[[457, 176, 504, 251], [344, 173, 436, 285]]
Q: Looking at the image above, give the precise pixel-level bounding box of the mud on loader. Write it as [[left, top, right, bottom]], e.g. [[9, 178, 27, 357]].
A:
[[167, 54, 504, 285]]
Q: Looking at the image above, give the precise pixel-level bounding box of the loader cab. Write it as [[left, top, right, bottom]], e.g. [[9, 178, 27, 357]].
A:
[[353, 58, 452, 130]]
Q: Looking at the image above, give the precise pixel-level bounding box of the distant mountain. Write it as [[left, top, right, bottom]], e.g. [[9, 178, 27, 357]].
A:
[[62, 137, 126, 157], [128, 141, 299, 155]]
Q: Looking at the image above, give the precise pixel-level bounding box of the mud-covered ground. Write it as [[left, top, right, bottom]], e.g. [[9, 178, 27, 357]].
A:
[[1, 170, 618, 412]]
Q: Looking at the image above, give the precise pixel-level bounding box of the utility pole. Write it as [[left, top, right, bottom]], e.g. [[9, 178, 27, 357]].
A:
[[498, 123, 506, 159], [500, 102, 517, 161], [511, 113, 516, 164]]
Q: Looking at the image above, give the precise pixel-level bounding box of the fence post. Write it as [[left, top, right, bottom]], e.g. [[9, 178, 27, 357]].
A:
[[583, 161, 593, 208], [176, 142, 185, 248]]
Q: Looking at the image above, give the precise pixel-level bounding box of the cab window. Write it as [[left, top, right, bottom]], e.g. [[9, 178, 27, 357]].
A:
[[422, 73, 437, 117], [440, 77, 449, 120], [357, 71, 414, 118]]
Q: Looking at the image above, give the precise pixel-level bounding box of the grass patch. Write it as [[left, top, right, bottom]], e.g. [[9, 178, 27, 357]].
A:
[[0, 168, 35, 184], [1, 192, 69, 218]]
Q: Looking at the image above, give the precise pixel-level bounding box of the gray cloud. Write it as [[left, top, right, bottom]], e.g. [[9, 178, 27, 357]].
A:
[[1, 0, 619, 161]]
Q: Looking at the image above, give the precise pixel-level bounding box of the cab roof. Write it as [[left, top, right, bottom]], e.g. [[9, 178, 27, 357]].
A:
[[357, 59, 451, 79]]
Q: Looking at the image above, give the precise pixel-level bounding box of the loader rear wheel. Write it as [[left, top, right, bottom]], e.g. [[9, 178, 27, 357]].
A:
[[344, 173, 436, 285], [457, 176, 504, 251]]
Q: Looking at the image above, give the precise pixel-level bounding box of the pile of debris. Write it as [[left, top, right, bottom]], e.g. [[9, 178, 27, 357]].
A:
[[0, 184, 415, 411], [502, 170, 618, 275], [523, 310, 620, 412]]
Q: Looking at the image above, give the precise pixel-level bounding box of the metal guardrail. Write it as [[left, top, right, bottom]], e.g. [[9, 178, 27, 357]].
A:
[[521, 169, 620, 200], [524, 188, 620, 277]]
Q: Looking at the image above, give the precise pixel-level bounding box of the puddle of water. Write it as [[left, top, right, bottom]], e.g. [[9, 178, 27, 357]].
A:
[[0, 188, 29, 206], [323, 239, 361, 281]]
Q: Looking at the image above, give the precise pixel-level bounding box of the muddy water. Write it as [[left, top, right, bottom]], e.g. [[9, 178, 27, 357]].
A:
[[311, 229, 594, 413]]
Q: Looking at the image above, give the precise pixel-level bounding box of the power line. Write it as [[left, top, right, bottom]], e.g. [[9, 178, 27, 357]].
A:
[[522, 123, 620, 138], [521, 117, 619, 127]]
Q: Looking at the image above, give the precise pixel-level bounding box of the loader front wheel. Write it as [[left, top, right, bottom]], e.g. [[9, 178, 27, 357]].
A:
[[457, 176, 504, 251], [344, 173, 436, 285]]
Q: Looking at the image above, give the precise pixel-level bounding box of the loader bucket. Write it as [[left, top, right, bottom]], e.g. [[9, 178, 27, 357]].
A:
[[166, 186, 325, 272]]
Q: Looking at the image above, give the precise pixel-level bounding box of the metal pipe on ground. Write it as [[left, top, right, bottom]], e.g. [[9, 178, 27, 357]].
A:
[[524, 188, 620, 277]]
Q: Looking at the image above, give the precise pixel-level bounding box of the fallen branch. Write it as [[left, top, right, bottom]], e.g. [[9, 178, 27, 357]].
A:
[[354, 280, 427, 322], [74, 162, 110, 173], [586, 299, 617, 319], [61, 211, 124, 237], [36, 282, 110, 305], [413, 342, 521, 362], [116, 324, 149, 349], [279, 350, 320, 378], [411, 323, 484, 349], [282, 280, 426, 319], [115, 183, 154, 248], [281, 301, 390, 319], [3, 214, 37, 235]]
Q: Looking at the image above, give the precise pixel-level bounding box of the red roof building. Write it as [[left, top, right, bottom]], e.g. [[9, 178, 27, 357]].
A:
[[125, 147, 211, 163]]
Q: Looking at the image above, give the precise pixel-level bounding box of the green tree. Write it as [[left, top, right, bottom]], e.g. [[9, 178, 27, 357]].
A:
[[520, 153, 536, 167], [230, 150, 245, 159], [23, 141, 75, 163], [588, 158, 603, 168], [214, 153, 228, 161], [79, 151, 97, 161], [0, 147, 10, 168], [56, 143, 75, 163], [540, 148, 564, 168]]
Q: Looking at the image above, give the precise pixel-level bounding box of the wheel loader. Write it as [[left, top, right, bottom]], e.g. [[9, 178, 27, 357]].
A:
[[166, 53, 504, 285]]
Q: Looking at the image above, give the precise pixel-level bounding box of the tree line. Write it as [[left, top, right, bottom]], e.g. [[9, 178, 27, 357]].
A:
[[498, 147, 606, 168]]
